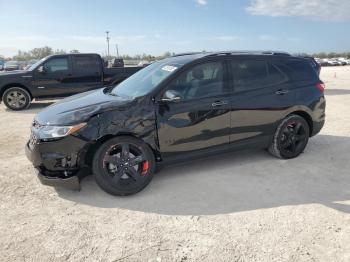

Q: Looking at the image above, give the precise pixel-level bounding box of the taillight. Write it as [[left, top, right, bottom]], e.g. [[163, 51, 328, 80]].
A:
[[316, 82, 325, 93]]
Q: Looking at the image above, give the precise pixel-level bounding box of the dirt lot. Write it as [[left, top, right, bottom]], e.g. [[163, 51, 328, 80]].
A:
[[0, 66, 350, 262]]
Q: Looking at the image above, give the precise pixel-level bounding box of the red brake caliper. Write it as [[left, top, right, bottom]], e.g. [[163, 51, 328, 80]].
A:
[[141, 161, 149, 176]]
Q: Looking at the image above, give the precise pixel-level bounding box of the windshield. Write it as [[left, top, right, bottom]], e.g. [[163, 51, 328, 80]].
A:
[[110, 60, 182, 98], [27, 58, 46, 71]]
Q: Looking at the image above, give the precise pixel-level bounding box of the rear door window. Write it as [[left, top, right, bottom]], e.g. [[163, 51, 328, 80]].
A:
[[231, 59, 287, 92], [73, 56, 101, 74]]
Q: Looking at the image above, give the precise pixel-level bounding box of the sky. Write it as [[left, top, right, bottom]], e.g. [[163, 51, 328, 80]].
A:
[[0, 0, 349, 57]]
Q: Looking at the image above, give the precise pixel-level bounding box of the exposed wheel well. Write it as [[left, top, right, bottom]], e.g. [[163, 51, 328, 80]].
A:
[[0, 84, 32, 101], [288, 111, 313, 136]]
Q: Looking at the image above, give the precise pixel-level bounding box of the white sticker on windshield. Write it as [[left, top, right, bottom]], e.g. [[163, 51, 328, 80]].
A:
[[162, 65, 178, 72]]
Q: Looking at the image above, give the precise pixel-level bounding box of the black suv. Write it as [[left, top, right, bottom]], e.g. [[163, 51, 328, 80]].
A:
[[25, 51, 326, 195]]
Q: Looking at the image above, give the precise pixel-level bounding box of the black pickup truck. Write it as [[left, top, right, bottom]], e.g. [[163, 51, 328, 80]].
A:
[[0, 53, 143, 110]]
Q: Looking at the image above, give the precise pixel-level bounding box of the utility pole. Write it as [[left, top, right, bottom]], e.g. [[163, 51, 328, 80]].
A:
[[105, 31, 110, 57], [115, 44, 119, 57]]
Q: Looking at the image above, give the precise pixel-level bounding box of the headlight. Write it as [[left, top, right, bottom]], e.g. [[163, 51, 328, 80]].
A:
[[37, 123, 87, 139]]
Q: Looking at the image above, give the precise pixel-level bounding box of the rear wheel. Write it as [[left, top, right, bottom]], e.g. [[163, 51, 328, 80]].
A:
[[92, 136, 156, 196], [268, 115, 310, 159], [2, 87, 31, 110]]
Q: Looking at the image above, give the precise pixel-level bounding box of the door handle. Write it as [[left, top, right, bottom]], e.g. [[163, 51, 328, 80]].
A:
[[212, 101, 228, 107], [275, 89, 289, 95]]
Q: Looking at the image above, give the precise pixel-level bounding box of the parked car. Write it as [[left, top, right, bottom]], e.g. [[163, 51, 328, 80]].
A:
[[337, 59, 348, 66], [325, 60, 339, 66], [0, 60, 4, 71], [138, 60, 154, 67], [318, 59, 331, 66], [0, 53, 143, 110], [109, 58, 124, 68], [3, 61, 20, 71], [25, 51, 326, 195]]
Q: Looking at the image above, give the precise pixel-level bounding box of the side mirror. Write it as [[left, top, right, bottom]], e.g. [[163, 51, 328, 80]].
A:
[[37, 65, 46, 73], [161, 90, 182, 102]]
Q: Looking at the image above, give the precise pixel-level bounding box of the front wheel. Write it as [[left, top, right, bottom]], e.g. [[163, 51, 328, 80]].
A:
[[268, 115, 310, 159], [92, 136, 156, 196], [2, 87, 31, 110]]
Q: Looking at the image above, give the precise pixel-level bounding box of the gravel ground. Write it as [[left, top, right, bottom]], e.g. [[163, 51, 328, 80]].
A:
[[0, 66, 349, 262]]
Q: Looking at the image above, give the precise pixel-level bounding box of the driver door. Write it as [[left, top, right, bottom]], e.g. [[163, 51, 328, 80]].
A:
[[32, 56, 75, 97], [156, 60, 231, 158]]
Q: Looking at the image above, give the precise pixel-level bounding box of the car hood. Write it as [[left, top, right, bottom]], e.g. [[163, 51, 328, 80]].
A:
[[35, 88, 134, 125], [0, 70, 27, 76]]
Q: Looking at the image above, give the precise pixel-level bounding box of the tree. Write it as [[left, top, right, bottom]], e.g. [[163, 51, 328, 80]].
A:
[[162, 51, 172, 58], [70, 49, 80, 54], [13, 50, 32, 61], [30, 46, 54, 59], [54, 49, 66, 55]]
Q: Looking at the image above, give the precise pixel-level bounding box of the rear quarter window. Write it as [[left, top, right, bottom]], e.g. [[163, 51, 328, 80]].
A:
[[274, 59, 318, 81]]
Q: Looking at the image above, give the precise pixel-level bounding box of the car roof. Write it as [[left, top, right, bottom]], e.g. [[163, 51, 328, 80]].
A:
[[45, 53, 100, 59], [166, 50, 293, 65]]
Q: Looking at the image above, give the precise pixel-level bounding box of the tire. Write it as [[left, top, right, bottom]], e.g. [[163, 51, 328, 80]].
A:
[[268, 114, 310, 159], [92, 136, 156, 196], [2, 87, 31, 111]]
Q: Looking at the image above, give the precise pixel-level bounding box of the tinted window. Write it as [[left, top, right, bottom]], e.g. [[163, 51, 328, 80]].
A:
[[231, 60, 287, 92], [274, 59, 317, 81], [43, 58, 68, 73], [167, 62, 225, 100], [73, 56, 100, 73], [267, 63, 287, 84]]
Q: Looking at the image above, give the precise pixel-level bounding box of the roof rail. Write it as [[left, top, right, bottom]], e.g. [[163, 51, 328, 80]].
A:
[[170, 50, 291, 59], [171, 52, 204, 57], [206, 50, 291, 57]]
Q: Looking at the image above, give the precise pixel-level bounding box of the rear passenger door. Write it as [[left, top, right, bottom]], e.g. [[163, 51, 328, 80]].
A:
[[70, 55, 103, 93], [229, 58, 295, 144]]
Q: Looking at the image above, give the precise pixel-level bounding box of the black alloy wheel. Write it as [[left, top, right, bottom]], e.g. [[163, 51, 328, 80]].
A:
[[269, 115, 310, 159], [93, 136, 155, 196]]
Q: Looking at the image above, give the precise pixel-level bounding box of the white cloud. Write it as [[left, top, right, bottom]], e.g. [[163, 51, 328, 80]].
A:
[[246, 0, 350, 21], [2, 35, 57, 42], [287, 37, 301, 42], [68, 35, 146, 46], [0, 36, 59, 56], [195, 0, 207, 6], [174, 40, 192, 45], [69, 36, 105, 44], [258, 35, 277, 41], [0, 34, 148, 56], [213, 36, 242, 41]]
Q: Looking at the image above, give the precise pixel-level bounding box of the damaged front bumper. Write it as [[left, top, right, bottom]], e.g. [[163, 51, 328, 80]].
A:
[[36, 169, 81, 190], [25, 135, 90, 190]]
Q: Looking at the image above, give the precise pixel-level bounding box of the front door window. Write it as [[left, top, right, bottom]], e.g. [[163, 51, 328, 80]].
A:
[[166, 61, 225, 101]]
